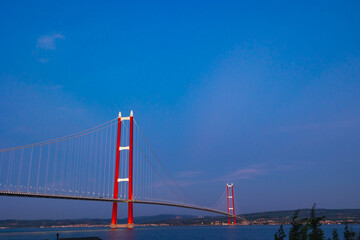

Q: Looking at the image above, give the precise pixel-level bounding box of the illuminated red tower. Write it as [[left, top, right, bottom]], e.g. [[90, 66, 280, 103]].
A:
[[111, 112, 122, 228], [227, 183, 236, 225], [111, 111, 134, 229], [128, 111, 134, 228]]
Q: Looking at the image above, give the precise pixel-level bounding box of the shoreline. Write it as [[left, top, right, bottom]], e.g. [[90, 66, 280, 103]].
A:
[[0, 222, 353, 230]]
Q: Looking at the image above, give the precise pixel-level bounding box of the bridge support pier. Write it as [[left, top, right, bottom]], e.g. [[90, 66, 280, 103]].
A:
[[110, 202, 118, 229], [110, 224, 129, 229]]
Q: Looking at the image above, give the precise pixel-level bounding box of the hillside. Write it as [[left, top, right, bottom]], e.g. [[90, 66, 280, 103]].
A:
[[1, 209, 360, 228]]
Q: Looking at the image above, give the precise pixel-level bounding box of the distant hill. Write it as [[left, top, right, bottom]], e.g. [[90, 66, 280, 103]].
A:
[[238, 208, 360, 224], [241, 208, 360, 220], [1, 209, 360, 228], [0, 214, 194, 228]]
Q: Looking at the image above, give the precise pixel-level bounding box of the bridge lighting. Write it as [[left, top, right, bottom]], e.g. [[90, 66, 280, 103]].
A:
[[227, 183, 236, 225], [111, 112, 122, 228], [117, 178, 129, 182], [111, 110, 134, 229]]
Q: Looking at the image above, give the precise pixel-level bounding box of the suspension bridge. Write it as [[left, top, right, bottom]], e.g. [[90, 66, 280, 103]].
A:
[[0, 111, 241, 228]]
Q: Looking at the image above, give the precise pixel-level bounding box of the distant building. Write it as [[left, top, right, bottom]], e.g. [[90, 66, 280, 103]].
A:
[[59, 237, 102, 240]]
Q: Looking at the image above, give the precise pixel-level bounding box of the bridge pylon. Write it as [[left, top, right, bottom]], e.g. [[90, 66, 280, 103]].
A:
[[227, 183, 236, 225], [128, 110, 134, 228], [111, 111, 134, 229]]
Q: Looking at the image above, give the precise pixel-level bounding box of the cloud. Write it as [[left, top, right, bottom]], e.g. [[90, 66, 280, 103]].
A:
[[177, 170, 202, 178], [174, 165, 268, 187], [226, 166, 265, 180], [173, 163, 294, 188], [37, 33, 65, 50]]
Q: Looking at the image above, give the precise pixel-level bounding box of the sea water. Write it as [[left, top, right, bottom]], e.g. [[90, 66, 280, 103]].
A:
[[1, 225, 360, 240]]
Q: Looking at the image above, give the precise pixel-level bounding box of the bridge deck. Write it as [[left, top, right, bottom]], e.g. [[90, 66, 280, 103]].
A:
[[0, 191, 244, 220]]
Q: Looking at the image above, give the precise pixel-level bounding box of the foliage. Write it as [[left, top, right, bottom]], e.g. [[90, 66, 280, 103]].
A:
[[274, 224, 286, 240], [273, 206, 360, 240], [300, 223, 309, 240], [308, 204, 325, 240], [279, 204, 326, 240], [331, 229, 339, 240], [344, 224, 356, 240], [289, 210, 306, 240]]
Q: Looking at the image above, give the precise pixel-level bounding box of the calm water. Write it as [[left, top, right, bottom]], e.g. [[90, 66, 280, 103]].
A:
[[1, 225, 359, 240]]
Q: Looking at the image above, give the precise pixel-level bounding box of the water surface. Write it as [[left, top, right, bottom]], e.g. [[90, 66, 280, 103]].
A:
[[1, 224, 359, 240]]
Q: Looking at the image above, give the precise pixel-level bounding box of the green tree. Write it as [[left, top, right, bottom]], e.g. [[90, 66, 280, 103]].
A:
[[300, 223, 309, 240], [332, 229, 339, 240], [289, 210, 306, 240], [344, 224, 356, 240], [356, 232, 360, 240], [274, 224, 286, 240], [308, 204, 325, 240]]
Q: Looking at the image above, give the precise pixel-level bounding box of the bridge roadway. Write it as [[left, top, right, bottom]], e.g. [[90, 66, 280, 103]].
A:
[[0, 191, 245, 221]]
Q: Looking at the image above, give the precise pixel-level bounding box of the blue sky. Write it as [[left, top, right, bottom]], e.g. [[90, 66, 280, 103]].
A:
[[1, 0, 360, 219]]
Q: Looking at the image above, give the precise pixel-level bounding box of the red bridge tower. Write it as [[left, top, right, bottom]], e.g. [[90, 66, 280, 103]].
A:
[[111, 111, 134, 229], [227, 183, 236, 225]]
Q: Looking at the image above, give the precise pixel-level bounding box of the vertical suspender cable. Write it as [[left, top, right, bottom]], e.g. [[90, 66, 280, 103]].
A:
[[36, 146, 42, 193], [27, 148, 33, 192]]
